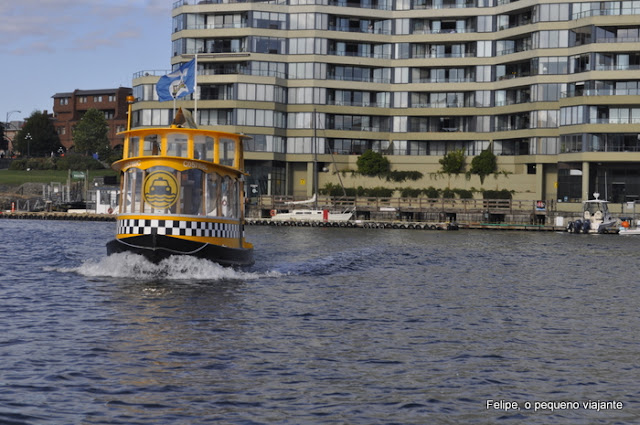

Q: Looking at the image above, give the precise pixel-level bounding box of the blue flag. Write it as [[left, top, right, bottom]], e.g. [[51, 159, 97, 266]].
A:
[[156, 59, 196, 101]]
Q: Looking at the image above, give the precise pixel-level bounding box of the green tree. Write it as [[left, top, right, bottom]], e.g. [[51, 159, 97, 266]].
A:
[[470, 149, 497, 184], [439, 149, 465, 175], [0, 123, 6, 153], [356, 149, 390, 177], [14, 111, 61, 157], [72, 108, 110, 157]]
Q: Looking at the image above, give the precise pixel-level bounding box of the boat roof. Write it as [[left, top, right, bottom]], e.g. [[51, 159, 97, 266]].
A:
[[119, 126, 252, 141]]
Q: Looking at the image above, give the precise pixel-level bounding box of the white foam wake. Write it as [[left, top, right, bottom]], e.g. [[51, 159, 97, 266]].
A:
[[51, 253, 277, 281]]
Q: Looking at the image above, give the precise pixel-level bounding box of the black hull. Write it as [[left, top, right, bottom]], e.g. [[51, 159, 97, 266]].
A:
[[106, 235, 254, 267]]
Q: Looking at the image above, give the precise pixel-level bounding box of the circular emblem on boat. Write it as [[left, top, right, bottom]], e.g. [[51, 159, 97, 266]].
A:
[[143, 171, 179, 209]]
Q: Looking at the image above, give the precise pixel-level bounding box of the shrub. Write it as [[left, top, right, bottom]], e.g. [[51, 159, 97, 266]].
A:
[[454, 189, 474, 199], [9, 159, 28, 170], [320, 183, 343, 196], [424, 186, 440, 199], [366, 186, 395, 197], [344, 187, 357, 197], [10, 158, 56, 170], [56, 153, 106, 171], [399, 188, 423, 198], [386, 170, 423, 182], [483, 189, 512, 199], [442, 188, 455, 198]]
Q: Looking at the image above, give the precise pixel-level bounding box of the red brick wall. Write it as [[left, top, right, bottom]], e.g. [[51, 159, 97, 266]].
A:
[[53, 87, 132, 151]]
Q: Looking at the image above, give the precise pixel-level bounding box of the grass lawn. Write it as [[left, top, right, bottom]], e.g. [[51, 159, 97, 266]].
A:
[[0, 169, 118, 186]]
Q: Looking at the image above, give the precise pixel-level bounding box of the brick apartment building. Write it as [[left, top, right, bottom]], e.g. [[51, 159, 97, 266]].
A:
[[52, 87, 132, 151]]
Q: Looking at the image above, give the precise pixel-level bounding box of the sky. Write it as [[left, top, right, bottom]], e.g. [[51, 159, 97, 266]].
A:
[[0, 0, 173, 124]]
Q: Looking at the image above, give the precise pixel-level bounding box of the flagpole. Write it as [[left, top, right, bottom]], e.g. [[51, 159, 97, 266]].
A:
[[194, 54, 198, 125]]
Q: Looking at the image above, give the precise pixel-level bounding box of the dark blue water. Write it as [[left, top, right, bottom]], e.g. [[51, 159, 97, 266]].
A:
[[1, 219, 639, 424]]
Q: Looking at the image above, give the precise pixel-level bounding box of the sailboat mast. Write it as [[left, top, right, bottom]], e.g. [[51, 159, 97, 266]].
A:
[[313, 108, 318, 210]]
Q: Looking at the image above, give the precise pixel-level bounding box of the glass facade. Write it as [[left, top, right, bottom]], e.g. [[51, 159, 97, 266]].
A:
[[131, 0, 640, 201]]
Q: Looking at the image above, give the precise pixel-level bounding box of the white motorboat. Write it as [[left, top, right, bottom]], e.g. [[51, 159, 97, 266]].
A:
[[270, 208, 353, 222], [566, 193, 618, 234]]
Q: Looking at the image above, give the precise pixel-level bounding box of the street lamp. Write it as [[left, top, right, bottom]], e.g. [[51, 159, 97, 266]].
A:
[[4, 110, 20, 157], [25, 133, 32, 158]]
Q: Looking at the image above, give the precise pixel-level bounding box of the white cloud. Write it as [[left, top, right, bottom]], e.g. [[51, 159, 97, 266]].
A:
[[0, 1, 170, 54]]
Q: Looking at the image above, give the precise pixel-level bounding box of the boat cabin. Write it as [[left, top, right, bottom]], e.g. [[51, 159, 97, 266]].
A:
[[583, 199, 610, 222], [113, 127, 248, 220]]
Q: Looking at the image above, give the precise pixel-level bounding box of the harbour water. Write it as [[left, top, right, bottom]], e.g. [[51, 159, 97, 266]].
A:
[[1, 219, 639, 424]]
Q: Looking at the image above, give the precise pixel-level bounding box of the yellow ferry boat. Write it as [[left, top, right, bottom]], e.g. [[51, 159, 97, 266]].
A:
[[106, 106, 254, 266]]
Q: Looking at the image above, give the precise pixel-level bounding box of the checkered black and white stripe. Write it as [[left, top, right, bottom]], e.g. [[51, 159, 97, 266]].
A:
[[117, 218, 241, 239]]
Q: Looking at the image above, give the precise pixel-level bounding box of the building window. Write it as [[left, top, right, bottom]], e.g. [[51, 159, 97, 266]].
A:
[[79, 96, 88, 103], [94, 96, 103, 102], [252, 37, 285, 54], [252, 11, 287, 29]]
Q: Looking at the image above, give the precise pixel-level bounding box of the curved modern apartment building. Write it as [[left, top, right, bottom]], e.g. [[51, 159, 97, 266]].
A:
[[131, 0, 640, 204]]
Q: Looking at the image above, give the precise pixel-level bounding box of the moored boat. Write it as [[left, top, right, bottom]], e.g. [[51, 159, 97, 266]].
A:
[[619, 218, 640, 235], [106, 106, 254, 266], [269, 195, 354, 222], [566, 193, 618, 234], [270, 208, 353, 223]]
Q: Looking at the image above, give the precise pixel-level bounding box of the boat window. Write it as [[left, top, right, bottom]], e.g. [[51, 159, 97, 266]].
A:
[[205, 137, 214, 161], [584, 202, 607, 215], [167, 133, 189, 157], [220, 138, 236, 167], [221, 176, 238, 218], [194, 135, 214, 161], [142, 135, 160, 156], [122, 168, 144, 213], [99, 191, 111, 205], [181, 169, 204, 216], [206, 173, 221, 217], [128, 137, 140, 158], [230, 179, 238, 218]]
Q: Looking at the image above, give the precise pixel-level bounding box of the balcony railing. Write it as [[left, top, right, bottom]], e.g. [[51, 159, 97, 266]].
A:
[[328, 50, 393, 59], [329, 26, 392, 35], [175, 0, 287, 7], [411, 102, 465, 108], [561, 88, 640, 98], [588, 118, 640, 125], [412, 77, 475, 83], [411, 28, 473, 34], [572, 7, 640, 19], [328, 100, 391, 107], [133, 70, 171, 79], [175, 23, 247, 32], [328, 75, 392, 84], [410, 51, 476, 59]]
